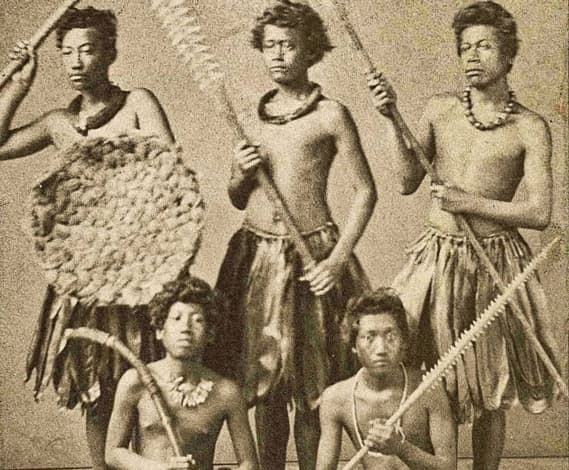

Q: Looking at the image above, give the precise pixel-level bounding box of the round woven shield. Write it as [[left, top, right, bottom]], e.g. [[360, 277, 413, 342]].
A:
[[29, 134, 205, 307]]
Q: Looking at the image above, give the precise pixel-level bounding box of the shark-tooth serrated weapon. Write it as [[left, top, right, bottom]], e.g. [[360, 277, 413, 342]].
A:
[[321, 0, 568, 398], [62, 327, 189, 460], [149, 0, 316, 270], [343, 237, 560, 470], [0, 0, 80, 89]]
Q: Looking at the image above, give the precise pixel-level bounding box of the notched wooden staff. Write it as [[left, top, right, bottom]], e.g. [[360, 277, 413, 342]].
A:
[[149, 0, 316, 270], [343, 238, 560, 469], [322, 0, 568, 398], [0, 0, 81, 89]]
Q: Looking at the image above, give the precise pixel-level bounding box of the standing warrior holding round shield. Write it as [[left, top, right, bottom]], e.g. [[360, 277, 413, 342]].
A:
[[0, 6, 201, 470]]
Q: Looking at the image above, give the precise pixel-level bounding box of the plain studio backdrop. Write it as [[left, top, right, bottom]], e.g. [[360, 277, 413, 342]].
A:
[[0, 0, 567, 467]]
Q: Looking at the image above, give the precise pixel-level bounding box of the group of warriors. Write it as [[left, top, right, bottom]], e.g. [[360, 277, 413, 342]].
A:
[[0, 1, 563, 469]]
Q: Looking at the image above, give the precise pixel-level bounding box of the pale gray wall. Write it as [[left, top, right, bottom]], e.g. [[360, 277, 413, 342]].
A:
[[0, 1, 567, 468]]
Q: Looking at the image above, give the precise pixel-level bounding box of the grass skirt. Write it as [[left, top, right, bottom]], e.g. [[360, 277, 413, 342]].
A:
[[393, 227, 560, 422], [207, 223, 369, 410]]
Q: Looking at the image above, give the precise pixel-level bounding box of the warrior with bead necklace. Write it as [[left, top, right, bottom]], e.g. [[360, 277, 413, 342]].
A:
[[367, 2, 560, 470]]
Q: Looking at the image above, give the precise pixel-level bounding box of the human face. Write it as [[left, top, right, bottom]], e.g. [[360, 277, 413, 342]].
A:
[[459, 25, 511, 88], [157, 302, 209, 361], [60, 28, 111, 91], [354, 313, 405, 376], [261, 25, 311, 85]]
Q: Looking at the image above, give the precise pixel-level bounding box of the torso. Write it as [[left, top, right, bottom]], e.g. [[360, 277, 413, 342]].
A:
[[46, 90, 143, 150], [135, 365, 226, 470], [334, 369, 433, 470], [428, 95, 527, 235], [242, 97, 339, 235]]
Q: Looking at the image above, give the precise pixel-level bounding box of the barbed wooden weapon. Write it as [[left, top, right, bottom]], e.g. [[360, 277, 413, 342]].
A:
[[149, 0, 316, 269], [323, 0, 568, 398], [0, 0, 80, 89], [343, 237, 560, 469]]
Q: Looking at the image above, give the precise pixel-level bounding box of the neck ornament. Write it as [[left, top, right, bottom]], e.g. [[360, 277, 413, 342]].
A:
[[462, 86, 515, 131], [68, 84, 128, 136], [258, 83, 322, 125]]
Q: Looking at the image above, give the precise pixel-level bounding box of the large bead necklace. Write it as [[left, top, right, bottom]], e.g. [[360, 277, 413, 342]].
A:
[[462, 86, 516, 131], [258, 83, 322, 125]]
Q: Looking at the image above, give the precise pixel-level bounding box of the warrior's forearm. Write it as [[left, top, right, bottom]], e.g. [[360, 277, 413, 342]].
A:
[[228, 174, 256, 210], [398, 441, 455, 470], [330, 185, 377, 261], [462, 194, 551, 230], [0, 80, 28, 146], [105, 448, 170, 470], [384, 116, 427, 195]]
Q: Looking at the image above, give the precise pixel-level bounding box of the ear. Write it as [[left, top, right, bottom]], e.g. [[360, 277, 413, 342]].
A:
[[155, 329, 163, 341]]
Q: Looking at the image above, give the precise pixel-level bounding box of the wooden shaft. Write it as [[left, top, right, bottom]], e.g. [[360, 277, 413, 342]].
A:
[[218, 85, 316, 269], [389, 109, 568, 399], [0, 0, 80, 89], [343, 238, 559, 469], [64, 327, 184, 457]]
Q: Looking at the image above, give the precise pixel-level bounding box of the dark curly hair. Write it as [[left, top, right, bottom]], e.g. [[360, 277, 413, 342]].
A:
[[452, 1, 518, 65], [148, 275, 222, 332], [251, 0, 333, 67], [56, 7, 117, 61], [347, 287, 409, 347]]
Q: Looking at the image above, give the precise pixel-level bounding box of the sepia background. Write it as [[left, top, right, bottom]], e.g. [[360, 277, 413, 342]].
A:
[[0, 0, 567, 467]]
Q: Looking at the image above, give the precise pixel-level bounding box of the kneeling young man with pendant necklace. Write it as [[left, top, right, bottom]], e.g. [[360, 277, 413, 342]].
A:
[[367, 2, 560, 469], [106, 276, 259, 470], [209, 1, 377, 469], [316, 288, 456, 470]]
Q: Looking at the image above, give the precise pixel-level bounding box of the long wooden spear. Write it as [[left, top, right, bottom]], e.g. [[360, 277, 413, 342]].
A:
[[343, 237, 560, 469], [149, 0, 316, 270], [0, 0, 80, 89], [323, 0, 568, 398]]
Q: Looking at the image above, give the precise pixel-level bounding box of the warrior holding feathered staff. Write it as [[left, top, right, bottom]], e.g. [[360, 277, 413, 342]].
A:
[[368, 2, 561, 469], [207, 1, 377, 469], [0, 6, 178, 470]]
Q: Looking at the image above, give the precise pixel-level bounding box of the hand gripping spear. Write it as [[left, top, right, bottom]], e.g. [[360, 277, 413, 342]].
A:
[[323, 0, 568, 398], [148, 0, 316, 271], [343, 237, 560, 469], [0, 0, 81, 89]]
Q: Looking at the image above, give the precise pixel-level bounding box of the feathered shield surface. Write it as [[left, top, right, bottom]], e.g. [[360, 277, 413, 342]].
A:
[[29, 134, 204, 307]]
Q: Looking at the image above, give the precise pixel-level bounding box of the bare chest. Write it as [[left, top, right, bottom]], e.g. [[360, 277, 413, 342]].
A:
[[137, 392, 224, 443], [49, 104, 140, 149], [351, 391, 430, 450], [434, 115, 525, 189], [252, 114, 336, 174]]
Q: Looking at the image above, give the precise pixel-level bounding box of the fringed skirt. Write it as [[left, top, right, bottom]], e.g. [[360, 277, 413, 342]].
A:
[[26, 286, 163, 411], [393, 227, 560, 423], [207, 223, 369, 411]]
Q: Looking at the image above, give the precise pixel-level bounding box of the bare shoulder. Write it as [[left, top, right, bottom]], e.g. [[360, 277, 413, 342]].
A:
[[424, 92, 459, 120], [215, 376, 242, 400], [317, 97, 353, 125], [321, 376, 354, 410], [513, 103, 551, 138], [42, 107, 70, 128], [407, 368, 448, 411], [115, 367, 145, 399], [127, 87, 163, 109]]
